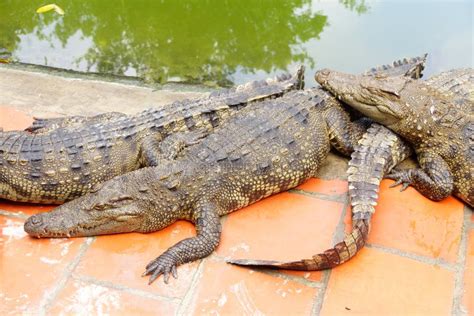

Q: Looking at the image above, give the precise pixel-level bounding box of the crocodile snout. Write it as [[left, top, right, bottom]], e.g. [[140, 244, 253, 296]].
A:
[[315, 69, 331, 85], [24, 214, 44, 236]]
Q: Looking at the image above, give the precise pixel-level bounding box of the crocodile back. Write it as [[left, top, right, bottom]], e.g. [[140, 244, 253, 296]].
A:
[[0, 68, 304, 203], [151, 90, 332, 214]]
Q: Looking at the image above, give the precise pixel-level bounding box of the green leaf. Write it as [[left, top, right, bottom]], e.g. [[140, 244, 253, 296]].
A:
[[36, 4, 64, 15]]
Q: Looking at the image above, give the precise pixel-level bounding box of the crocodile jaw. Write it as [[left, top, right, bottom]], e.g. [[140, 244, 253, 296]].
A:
[[23, 168, 177, 238], [315, 69, 405, 127], [24, 203, 144, 238]]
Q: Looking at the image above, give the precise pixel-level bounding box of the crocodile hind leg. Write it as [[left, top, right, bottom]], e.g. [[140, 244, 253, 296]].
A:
[[387, 150, 454, 200], [25, 112, 127, 133], [143, 199, 222, 284]]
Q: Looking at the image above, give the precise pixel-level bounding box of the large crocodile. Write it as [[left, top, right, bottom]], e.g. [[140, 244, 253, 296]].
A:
[[0, 69, 304, 203], [316, 68, 474, 207], [228, 68, 473, 271], [23, 56, 426, 284], [24, 89, 366, 284]]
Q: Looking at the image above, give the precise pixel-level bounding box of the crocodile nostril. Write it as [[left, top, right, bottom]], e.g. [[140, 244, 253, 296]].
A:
[[315, 69, 331, 84], [320, 69, 330, 76], [30, 215, 42, 225]]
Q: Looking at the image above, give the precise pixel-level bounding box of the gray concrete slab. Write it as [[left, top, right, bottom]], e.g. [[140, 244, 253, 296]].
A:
[[0, 66, 205, 118]]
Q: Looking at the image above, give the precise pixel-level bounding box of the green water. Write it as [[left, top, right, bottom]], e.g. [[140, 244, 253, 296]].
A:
[[0, 0, 472, 87]]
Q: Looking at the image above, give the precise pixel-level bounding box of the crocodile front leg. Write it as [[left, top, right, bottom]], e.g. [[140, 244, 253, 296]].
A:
[[387, 150, 454, 200], [322, 98, 368, 156], [140, 130, 208, 166], [143, 199, 222, 284]]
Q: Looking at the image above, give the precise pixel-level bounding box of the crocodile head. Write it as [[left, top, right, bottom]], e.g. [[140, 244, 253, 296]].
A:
[[315, 69, 409, 128], [24, 168, 180, 238]]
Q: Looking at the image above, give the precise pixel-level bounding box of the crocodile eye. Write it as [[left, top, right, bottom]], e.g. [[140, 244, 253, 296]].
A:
[[109, 195, 133, 203], [92, 203, 108, 211]]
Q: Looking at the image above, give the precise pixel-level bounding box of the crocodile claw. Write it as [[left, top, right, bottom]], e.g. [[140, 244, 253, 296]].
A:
[[142, 253, 179, 285], [387, 170, 412, 191]]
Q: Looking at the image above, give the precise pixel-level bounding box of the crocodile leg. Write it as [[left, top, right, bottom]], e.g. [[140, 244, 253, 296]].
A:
[[323, 98, 367, 156], [25, 112, 127, 133], [143, 199, 222, 284], [387, 150, 454, 201], [140, 130, 208, 166]]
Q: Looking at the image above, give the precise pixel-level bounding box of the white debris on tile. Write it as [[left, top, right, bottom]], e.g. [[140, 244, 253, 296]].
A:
[[39, 257, 61, 265], [217, 293, 227, 307], [229, 281, 264, 316], [60, 281, 120, 316], [2, 219, 27, 242]]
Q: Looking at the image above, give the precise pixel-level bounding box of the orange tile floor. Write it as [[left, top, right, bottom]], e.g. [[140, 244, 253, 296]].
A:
[[1, 106, 473, 315]]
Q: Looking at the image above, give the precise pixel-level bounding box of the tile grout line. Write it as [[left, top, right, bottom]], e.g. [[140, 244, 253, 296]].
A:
[[451, 206, 471, 316], [364, 243, 457, 271], [311, 194, 350, 316], [468, 220, 474, 230], [73, 274, 181, 303], [175, 258, 207, 316], [289, 188, 347, 204], [38, 237, 95, 315], [0, 208, 29, 219]]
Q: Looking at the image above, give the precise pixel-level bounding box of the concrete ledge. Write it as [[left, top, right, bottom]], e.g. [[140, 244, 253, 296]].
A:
[[0, 66, 205, 118]]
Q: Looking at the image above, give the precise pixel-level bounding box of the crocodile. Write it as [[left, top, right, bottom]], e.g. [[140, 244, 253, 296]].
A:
[[228, 68, 474, 271], [0, 68, 304, 204], [316, 68, 474, 207], [25, 54, 427, 134], [24, 89, 365, 284], [23, 56, 427, 284]]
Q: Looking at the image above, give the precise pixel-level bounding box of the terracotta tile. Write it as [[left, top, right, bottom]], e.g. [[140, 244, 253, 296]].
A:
[[463, 230, 474, 314], [320, 247, 455, 315], [75, 221, 199, 299], [186, 259, 318, 315], [367, 180, 464, 262], [0, 215, 85, 314], [218, 192, 345, 282], [296, 178, 348, 195], [0, 106, 33, 131], [48, 278, 177, 315]]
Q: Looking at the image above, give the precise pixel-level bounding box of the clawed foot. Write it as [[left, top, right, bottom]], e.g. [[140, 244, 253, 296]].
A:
[[142, 253, 179, 285], [386, 169, 413, 191]]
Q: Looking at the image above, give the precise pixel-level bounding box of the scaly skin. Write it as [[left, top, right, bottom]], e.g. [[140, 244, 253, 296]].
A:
[[226, 56, 429, 270], [25, 112, 127, 133], [24, 89, 365, 284], [23, 56, 428, 283], [425, 68, 474, 104], [363, 54, 427, 79], [0, 68, 303, 203], [316, 68, 474, 207]]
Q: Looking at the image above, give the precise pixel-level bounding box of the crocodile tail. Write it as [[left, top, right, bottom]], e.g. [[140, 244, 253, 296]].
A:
[[228, 123, 412, 271], [228, 219, 369, 270], [287, 64, 305, 90], [348, 123, 412, 220], [364, 53, 427, 79]]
